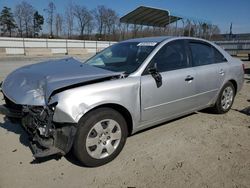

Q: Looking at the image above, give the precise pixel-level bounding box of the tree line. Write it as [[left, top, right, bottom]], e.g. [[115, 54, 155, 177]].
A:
[[0, 1, 221, 41]]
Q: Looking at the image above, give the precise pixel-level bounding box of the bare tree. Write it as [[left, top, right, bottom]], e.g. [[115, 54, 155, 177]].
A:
[[117, 22, 127, 40], [104, 8, 119, 38], [197, 22, 203, 37], [202, 23, 209, 38], [73, 5, 92, 38], [14, 4, 24, 37], [93, 6, 119, 40], [14, 1, 34, 37], [93, 5, 106, 37], [65, 3, 74, 38], [55, 13, 63, 37], [86, 17, 94, 39], [208, 24, 220, 39], [44, 1, 56, 38]]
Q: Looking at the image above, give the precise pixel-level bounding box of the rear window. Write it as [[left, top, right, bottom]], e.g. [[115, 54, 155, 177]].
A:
[[190, 42, 226, 66], [190, 42, 214, 66]]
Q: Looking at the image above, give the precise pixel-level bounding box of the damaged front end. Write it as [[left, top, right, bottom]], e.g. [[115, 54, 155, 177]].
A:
[[1, 94, 77, 158], [0, 58, 124, 158], [0, 58, 127, 159], [22, 104, 77, 158]]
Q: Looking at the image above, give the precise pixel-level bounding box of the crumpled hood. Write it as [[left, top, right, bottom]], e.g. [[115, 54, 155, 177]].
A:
[[2, 58, 120, 105]]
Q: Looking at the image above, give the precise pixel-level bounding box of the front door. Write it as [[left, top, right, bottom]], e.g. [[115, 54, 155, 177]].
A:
[[140, 40, 197, 123]]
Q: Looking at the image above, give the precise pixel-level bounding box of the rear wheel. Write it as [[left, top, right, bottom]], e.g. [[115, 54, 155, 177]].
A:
[[212, 82, 235, 114], [73, 107, 128, 167]]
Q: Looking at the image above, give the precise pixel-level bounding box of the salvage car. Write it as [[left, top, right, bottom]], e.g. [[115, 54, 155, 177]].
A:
[[0, 36, 245, 167]]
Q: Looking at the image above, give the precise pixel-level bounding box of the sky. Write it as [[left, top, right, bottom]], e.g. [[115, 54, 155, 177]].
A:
[[0, 0, 249, 34]]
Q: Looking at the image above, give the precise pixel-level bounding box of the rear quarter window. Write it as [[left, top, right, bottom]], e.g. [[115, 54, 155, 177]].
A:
[[213, 47, 227, 63]]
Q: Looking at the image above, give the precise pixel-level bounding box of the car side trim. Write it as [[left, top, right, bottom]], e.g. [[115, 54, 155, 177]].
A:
[[144, 89, 218, 111]]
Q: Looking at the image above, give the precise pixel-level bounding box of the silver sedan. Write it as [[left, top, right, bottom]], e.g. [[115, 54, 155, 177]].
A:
[[0, 36, 245, 167]]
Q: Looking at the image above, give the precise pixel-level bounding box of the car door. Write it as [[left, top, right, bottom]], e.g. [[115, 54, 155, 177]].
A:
[[188, 40, 228, 107], [140, 40, 197, 123]]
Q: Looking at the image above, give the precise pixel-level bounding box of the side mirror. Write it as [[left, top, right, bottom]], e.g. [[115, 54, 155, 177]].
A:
[[148, 62, 158, 74], [147, 63, 162, 88], [148, 67, 157, 74]]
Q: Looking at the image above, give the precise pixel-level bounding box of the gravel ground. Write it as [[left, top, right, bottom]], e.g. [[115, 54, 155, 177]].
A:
[[0, 57, 249, 188]]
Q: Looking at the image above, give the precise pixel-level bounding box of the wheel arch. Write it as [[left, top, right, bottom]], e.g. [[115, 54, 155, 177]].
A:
[[81, 103, 133, 135], [211, 79, 238, 107], [228, 79, 237, 93]]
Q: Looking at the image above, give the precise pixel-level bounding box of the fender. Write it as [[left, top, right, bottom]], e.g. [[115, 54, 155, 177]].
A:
[[50, 76, 141, 130]]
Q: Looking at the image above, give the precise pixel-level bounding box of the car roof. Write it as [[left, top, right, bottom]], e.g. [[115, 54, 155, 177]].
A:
[[122, 36, 173, 43], [121, 36, 214, 44]]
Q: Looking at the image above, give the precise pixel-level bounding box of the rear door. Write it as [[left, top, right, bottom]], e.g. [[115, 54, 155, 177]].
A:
[[140, 40, 197, 123], [188, 40, 228, 107]]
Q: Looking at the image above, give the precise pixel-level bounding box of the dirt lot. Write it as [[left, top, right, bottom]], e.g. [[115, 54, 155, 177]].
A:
[[0, 57, 249, 188]]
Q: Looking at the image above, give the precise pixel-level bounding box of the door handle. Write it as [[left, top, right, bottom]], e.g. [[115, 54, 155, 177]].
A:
[[185, 75, 194, 81], [219, 69, 225, 75]]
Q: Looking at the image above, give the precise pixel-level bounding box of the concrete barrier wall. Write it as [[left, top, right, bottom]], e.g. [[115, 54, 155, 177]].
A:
[[0, 37, 116, 56], [215, 40, 250, 57], [5, 48, 25, 55], [1, 37, 249, 58]]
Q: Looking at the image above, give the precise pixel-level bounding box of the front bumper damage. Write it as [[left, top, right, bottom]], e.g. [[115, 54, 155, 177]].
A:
[[0, 95, 77, 158], [0, 105, 22, 118]]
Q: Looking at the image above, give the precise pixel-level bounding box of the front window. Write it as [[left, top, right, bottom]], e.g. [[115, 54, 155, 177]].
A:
[[85, 42, 158, 74], [150, 40, 189, 72]]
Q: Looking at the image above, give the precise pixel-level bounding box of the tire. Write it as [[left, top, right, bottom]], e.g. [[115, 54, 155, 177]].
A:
[[73, 107, 128, 167], [212, 82, 235, 114]]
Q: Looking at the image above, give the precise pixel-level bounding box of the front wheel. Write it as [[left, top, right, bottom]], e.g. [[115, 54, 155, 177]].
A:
[[212, 82, 235, 114], [73, 107, 128, 167]]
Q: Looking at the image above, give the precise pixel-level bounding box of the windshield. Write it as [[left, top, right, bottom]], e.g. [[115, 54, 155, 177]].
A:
[[85, 42, 158, 74]]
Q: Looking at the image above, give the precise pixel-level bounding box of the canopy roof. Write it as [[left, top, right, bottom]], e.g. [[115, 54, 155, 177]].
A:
[[120, 6, 182, 27]]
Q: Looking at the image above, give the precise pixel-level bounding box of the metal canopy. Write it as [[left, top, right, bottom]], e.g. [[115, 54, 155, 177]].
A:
[[120, 6, 182, 27]]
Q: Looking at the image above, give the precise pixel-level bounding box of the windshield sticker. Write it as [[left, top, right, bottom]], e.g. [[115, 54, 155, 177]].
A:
[[137, 42, 157, 47]]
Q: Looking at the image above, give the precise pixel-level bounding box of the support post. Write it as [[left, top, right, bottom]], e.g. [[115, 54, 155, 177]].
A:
[[168, 14, 171, 35], [66, 39, 68, 55], [23, 38, 26, 56], [175, 20, 178, 36], [96, 40, 98, 54]]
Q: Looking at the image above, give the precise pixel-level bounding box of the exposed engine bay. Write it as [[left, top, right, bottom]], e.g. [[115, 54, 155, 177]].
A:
[[3, 95, 77, 158]]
